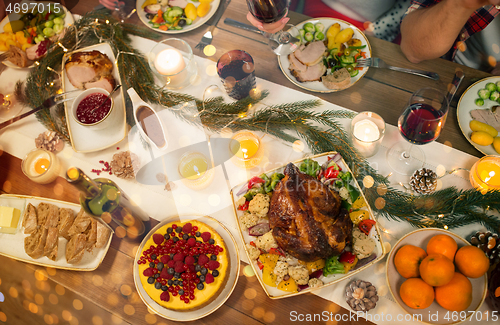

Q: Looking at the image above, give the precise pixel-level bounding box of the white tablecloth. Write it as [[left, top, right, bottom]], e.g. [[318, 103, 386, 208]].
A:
[[0, 35, 494, 325]]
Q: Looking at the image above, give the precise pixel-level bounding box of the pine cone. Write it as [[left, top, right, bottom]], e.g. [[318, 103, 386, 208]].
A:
[[35, 131, 64, 152], [110, 151, 140, 180], [409, 168, 437, 194], [345, 280, 378, 312], [470, 231, 500, 265]]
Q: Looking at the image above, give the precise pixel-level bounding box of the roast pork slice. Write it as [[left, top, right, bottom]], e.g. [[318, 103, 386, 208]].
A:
[[84, 75, 116, 93], [290, 62, 327, 82], [288, 52, 307, 73], [470, 106, 500, 131], [65, 50, 114, 89], [293, 41, 326, 66]]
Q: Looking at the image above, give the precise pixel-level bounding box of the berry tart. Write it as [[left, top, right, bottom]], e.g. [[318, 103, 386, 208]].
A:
[[137, 220, 230, 311]]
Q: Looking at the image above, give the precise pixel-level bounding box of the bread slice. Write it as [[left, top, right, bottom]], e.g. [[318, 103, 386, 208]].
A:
[[66, 233, 86, 264], [321, 68, 351, 90], [58, 208, 75, 240], [22, 203, 38, 234], [44, 227, 59, 261], [37, 203, 59, 229], [95, 221, 111, 249], [85, 218, 98, 252], [24, 227, 48, 259], [68, 209, 92, 236]]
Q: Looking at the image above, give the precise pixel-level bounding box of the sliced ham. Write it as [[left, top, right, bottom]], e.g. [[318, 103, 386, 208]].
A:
[[470, 106, 500, 131], [84, 75, 116, 93], [293, 41, 326, 66], [290, 61, 327, 82]]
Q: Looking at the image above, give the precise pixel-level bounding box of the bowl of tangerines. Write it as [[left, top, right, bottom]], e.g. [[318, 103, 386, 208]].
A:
[[386, 228, 488, 324]]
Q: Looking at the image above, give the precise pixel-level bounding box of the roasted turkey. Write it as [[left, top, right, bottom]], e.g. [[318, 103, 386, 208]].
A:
[[268, 163, 352, 262], [65, 50, 115, 91]]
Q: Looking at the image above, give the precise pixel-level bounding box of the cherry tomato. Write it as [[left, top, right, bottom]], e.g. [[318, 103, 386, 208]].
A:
[[248, 176, 265, 189], [238, 201, 249, 211], [325, 166, 340, 179], [359, 219, 376, 235]]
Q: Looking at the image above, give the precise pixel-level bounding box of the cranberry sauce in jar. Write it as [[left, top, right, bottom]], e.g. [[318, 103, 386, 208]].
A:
[[76, 93, 112, 124]]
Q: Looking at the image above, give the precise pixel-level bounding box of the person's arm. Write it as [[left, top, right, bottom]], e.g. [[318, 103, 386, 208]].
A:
[[400, 0, 500, 63]]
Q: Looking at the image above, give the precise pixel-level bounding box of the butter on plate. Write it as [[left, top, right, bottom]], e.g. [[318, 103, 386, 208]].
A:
[[0, 206, 21, 234]]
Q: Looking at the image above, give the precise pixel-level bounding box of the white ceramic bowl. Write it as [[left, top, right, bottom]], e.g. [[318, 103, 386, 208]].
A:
[[386, 228, 487, 325], [71, 88, 115, 130]]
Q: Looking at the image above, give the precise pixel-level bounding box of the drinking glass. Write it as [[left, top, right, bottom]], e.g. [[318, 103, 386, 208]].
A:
[[386, 88, 449, 175], [245, 0, 298, 55], [217, 50, 256, 100]]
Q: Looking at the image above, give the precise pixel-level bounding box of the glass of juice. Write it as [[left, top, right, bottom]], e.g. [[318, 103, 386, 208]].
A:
[[217, 50, 256, 100], [229, 131, 263, 169], [178, 151, 214, 190], [469, 155, 500, 194]]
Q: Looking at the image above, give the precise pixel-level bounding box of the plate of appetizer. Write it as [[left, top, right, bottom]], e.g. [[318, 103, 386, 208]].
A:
[[0, 194, 113, 271], [457, 76, 500, 156], [278, 18, 372, 93], [386, 228, 487, 324], [133, 215, 240, 321], [230, 152, 386, 299], [136, 0, 221, 34], [0, 1, 74, 68], [61, 42, 127, 153]]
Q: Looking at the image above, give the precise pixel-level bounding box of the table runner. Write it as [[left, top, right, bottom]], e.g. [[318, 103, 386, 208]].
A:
[[0, 35, 494, 324]]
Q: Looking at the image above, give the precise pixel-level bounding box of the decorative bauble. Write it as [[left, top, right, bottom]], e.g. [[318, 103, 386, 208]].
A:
[[34, 131, 64, 152], [409, 168, 437, 194], [345, 280, 379, 312], [110, 151, 140, 179], [470, 231, 500, 265]]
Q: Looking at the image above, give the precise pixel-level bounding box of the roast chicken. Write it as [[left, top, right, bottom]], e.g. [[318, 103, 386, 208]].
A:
[[65, 50, 116, 92], [268, 163, 352, 262]]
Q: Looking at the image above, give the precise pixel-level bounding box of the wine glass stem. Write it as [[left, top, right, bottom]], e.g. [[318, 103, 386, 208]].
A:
[[403, 143, 413, 159]]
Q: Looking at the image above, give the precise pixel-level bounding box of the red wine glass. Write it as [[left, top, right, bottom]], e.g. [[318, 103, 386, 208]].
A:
[[246, 0, 299, 55], [386, 87, 449, 175]]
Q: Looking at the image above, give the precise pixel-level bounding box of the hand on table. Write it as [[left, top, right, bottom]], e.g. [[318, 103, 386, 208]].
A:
[[246, 12, 290, 34], [99, 0, 125, 10]]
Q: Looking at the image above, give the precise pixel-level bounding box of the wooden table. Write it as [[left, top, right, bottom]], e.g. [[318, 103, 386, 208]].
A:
[[0, 1, 493, 324]]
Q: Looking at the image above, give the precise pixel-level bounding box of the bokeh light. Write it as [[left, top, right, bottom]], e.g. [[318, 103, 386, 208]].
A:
[[44, 314, 54, 324], [241, 299, 254, 310], [205, 64, 217, 76], [203, 45, 216, 57], [35, 293, 44, 305], [263, 311, 276, 323], [374, 197, 386, 210], [53, 183, 64, 196], [92, 275, 103, 287], [362, 176, 374, 188], [124, 304, 135, 315], [49, 294, 58, 305], [92, 316, 103, 325], [29, 302, 38, 314], [111, 273, 122, 284], [120, 285, 132, 297], [244, 288, 257, 299], [62, 310, 72, 321], [0, 312, 6, 322], [73, 299, 83, 310], [2, 181, 12, 193], [145, 313, 157, 324], [243, 265, 255, 277], [9, 287, 18, 298], [0, 292, 4, 302], [208, 194, 221, 207], [107, 293, 119, 306], [55, 285, 65, 296], [252, 307, 265, 319], [111, 314, 123, 324], [46, 268, 57, 276], [350, 91, 362, 104]]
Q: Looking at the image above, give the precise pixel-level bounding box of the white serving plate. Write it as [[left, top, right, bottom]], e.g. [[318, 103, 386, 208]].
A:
[[230, 151, 386, 299], [386, 228, 487, 325], [133, 215, 240, 321], [62, 42, 127, 153], [278, 17, 372, 93], [0, 194, 114, 271], [135, 0, 221, 34], [457, 76, 500, 156], [0, 1, 74, 69]]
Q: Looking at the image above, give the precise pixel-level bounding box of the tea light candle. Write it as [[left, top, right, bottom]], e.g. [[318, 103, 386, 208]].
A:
[[154, 49, 186, 76], [469, 155, 500, 194], [178, 151, 214, 190], [21, 149, 61, 184], [230, 131, 263, 169], [350, 112, 385, 158]]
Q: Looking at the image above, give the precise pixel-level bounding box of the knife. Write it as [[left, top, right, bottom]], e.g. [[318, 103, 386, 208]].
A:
[[224, 18, 262, 34]]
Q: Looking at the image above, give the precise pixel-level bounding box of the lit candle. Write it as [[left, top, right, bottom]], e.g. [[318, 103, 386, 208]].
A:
[[21, 149, 61, 184], [154, 49, 186, 76], [350, 112, 385, 158], [469, 156, 500, 193], [230, 131, 262, 169], [178, 151, 214, 190]]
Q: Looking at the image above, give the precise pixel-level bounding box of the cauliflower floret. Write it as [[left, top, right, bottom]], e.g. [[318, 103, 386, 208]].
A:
[[248, 193, 270, 218], [239, 212, 260, 230], [278, 253, 299, 266], [246, 244, 261, 261], [288, 265, 309, 285], [274, 260, 289, 285], [254, 230, 278, 252], [338, 187, 352, 204], [235, 196, 246, 207], [352, 228, 376, 260], [308, 278, 324, 288]]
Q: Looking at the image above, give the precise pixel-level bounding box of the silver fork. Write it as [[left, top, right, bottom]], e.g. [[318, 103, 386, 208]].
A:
[[195, 0, 231, 51], [357, 57, 439, 80]]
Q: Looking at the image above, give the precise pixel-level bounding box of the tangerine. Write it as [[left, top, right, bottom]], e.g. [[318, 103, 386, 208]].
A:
[[435, 272, 473, 311], [394, 245, 427, 278], [399, 278, 435, 309], [426, 234, 458, 261], [454, 245, 489, 278], [419, 253, 455, 287]]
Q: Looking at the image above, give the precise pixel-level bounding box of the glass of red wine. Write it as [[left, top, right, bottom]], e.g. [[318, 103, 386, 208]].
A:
[[246, 0, 299, 55], [386, 87, 449, 175]]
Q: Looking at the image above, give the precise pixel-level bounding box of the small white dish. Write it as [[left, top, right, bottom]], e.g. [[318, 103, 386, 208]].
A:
[[71, 88, 115, 130], [128, 87, 168, 150]]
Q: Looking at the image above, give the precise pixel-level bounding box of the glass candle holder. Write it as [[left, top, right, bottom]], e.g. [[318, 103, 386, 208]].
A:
[[21, 149, 61, 184], [229, 131, 263, 169], [469, 155, 500, 194], [350, 112, 386, 158], [217, 50, 256, 100], [148, 38, 198, 90], [178, 151, 214, 190]]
